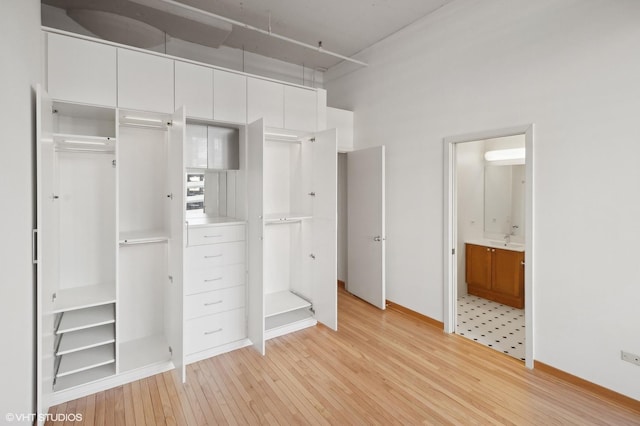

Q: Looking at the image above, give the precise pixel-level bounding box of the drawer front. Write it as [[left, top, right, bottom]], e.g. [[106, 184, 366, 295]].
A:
[[188, 224, 245, 246], [185, 308, 246, 354], [185, 263, 246, 295], [185, 286, 245, 319], [186, 241, 245, 269]]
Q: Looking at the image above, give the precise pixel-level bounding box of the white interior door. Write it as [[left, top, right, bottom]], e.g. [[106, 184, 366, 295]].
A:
[[247, 119, 265, 355], [166, 107, 185, 381], [311, 129, 338, 330], [36, 85, 56, 416], [347, 146, 385, 309]]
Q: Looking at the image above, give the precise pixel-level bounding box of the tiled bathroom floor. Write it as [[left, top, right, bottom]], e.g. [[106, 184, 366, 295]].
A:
[[456, 294, 525, 361]]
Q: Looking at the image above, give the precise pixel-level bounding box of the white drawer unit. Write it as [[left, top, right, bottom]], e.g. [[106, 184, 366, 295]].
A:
[[186, 241, 245, 269], [185, 263, 246, 295], [188, 224, 245, 246], [185, 286, 245, 320], [185, 308, 246, 354]]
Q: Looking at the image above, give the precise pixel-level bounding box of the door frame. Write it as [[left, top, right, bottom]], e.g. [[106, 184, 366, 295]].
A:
[[443, 124, 535, 368]]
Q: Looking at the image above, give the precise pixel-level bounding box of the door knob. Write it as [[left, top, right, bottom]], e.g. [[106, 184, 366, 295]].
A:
[[373, 236, 382, 242]]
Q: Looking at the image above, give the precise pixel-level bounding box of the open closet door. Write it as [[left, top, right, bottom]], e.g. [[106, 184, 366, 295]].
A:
[[347, 146, 386, 309], [167, 106, 186, 381], [311, 128, 338, 330], [247, 119, 265, 355], [36, 85, 56, 416]]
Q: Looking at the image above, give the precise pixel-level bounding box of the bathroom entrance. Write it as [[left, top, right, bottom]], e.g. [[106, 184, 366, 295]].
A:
[[443, 126, 534, 367]]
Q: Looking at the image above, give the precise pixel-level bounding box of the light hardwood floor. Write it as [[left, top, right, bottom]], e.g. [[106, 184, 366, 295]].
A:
[[47, 289, 640, 425]]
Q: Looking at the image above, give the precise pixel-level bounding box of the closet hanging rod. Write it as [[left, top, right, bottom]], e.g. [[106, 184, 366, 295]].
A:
[[119, 238, 168, 246]]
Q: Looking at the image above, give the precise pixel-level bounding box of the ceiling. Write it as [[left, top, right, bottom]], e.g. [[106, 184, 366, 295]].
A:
[[42, 0, 453, 70]]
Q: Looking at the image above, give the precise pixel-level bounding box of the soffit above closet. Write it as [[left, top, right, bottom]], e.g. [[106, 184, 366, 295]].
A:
[[42, 0, 453, 70]]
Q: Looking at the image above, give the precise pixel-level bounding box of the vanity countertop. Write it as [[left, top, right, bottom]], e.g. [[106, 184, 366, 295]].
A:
[[466, 239, 525, 252]]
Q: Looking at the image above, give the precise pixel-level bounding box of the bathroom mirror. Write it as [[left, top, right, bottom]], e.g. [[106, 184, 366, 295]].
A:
[[484, 164, 525, 236]]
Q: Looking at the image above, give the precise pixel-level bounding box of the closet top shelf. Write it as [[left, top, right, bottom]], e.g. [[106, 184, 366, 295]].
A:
[[52, 283, 116, 314]]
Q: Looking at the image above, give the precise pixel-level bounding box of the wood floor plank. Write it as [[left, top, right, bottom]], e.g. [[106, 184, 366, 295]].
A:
[[47, 289, 640, 425]]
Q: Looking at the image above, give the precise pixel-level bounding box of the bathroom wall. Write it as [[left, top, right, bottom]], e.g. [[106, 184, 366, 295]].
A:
[[326, 0, 640, 400], [455, 141, 484, 295]]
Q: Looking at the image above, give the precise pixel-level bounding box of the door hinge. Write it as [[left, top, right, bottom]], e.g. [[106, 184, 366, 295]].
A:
[[167, 121, 173, 127], [167, 193, 174, 200], [51, 194, 59, 201], [169, 346, 173, 356], [310, 137, 316, 142], [308, 192, 316, 197], [52, 292, 57, 303], [452, 248, 456, 255], [112, 159, 116, 168], [168, 275, 173, 283], [309, 253, 316, 260]]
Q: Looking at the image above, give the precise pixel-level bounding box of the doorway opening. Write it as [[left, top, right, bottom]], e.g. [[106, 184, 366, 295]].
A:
[[443, 126, 534, 368]]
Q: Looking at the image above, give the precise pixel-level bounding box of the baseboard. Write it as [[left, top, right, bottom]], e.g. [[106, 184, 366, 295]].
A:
[[385, 300, 444, 330], [337, 280, 345, 289], [534, 361, 640, 414]]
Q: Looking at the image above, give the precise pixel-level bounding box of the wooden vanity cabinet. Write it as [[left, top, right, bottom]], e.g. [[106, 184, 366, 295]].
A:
[[465, 243, 524, 309]]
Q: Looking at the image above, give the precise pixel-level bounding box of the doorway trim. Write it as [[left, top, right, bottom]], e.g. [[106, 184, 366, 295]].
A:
[[443, 124, 534, 368]]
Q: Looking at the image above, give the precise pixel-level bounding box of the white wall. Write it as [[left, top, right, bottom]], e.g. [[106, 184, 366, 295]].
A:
[[337, 153, 348, 282], [326, 0, 640, 400], [42, 5, 323, 88], [0, 0, 41, 417]]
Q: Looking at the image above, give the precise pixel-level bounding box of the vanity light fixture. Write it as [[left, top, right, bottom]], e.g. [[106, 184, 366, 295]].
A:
[[484, 148, 525, 162]]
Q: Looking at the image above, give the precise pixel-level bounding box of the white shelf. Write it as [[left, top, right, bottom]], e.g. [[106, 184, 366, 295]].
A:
[[265, 291, 311, 318], [119, 229, 169, 245], [119, 334, 171, 373], [53, 284, 116, 313], [56, 344, 115, 378], [56, 324, 115, 356], [265, 309, 316, 340], [187, 216, 246, 228], [54, 363, 115, 392], [57, 304, 115, 334], [264, 213, 312, 224]]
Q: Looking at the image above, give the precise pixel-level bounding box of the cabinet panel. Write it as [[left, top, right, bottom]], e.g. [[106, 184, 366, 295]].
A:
[[492, 249, 524, 300], [117, 49, 174, 113], [188, 224, 245, 246], [185, 308, 246, 354], [284, 86, 317, 131], [47, 33, 117, 107], [184, 286, 245, 319], [175, 61, 213, 119], [465, 244, 492, 290], [185, 124, 208, 169], [247, 78, 284, 128], [327, 107, 354, 152], [214, 70, 247, 123]]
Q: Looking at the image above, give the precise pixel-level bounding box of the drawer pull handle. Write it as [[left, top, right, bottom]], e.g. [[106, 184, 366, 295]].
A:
[[204, 254, 223, 259], [204, 328, 223, 335], [204, 300, 223, 306], [204, 235, 223, 238], [204, 277, 223, 282]]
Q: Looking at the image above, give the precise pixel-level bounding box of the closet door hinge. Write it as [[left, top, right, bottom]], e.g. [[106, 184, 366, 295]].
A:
[[310, 137, 316, 142], [167, 121, 173, 127], [452, 248, 455, 255], [168, 275, 173, 283], [167, 193, 174, 200], [309, 253, 316, 260], [308, 192, 316, 197], [112, 159, 116, 168], [169, 346, 173, 356]]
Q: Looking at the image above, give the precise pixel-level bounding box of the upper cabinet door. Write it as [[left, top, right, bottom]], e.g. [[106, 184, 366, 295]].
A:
[[284, 86, 317, 131], [47, 33, 117, 107], [214, 70, 246, 123], [247, 78, 284, 128], [175, 61, 213, 120], [117, 49, 174, 113]]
